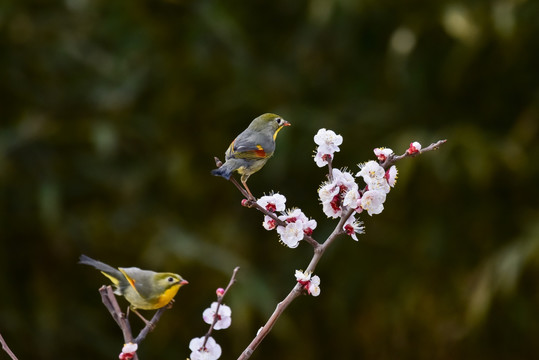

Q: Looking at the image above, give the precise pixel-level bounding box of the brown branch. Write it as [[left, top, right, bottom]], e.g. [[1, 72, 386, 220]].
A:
[[381, 139, 447, 169], [203, 266, 240, 348], [0, 333, 18, 360], [214, 156, 321, 249], [99, 286, 135, 344], [98, 285, 174, 359], [235, 138, 447, 360]]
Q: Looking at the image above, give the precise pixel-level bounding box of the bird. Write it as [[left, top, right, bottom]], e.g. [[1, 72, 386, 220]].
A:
[[211, 113, 290, 199], [79, 255, 188, 323]]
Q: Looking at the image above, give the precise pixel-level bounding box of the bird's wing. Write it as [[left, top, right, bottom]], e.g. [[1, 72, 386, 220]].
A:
[[227, 134, 273, 160], [119, 267, 154, 299]]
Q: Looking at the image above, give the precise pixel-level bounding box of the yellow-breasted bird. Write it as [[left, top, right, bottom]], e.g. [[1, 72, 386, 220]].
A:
[[211, 113, 290, 199], [79, 255, 188, 313]]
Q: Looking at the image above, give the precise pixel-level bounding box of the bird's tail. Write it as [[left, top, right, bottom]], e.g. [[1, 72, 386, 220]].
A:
[[79, 254, 123, 286], [211, 162, 234, 180]]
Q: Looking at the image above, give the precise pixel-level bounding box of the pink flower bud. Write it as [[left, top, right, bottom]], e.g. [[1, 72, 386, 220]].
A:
[[241, 199, 249, 207], [216, 288, 225, 297]]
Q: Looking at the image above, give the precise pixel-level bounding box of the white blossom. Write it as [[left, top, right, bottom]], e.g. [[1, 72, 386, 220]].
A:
[[189, 337, 222, 360], [386, 165, 398, 187], [262, 215, 276, 230], [360, 190, 386, 216], [202, 302, 232, 330], [343, 214, 365, 241], [276, 222, 304, 248], [343, 189, 361, 210], [308, 275, 321, 296], [357, 161, 385, 185], [295, 269, 312, 284], [319, 168, 358, 218], [313, 128, 343, 167], [314, 128, 343, 154], [373, 147, 393, 162], [257, 193, 286, 212]]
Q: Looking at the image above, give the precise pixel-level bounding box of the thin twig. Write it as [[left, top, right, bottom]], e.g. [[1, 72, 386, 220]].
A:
[[98, 285, 175, 359], [0, 332, 18, 360], [203, 267, 240, 348], [382, 139, 447, 169], [133, 307, 169, 344]]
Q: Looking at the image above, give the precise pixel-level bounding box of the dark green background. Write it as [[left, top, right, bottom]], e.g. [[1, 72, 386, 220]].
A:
[[1, 0, 539, 359]]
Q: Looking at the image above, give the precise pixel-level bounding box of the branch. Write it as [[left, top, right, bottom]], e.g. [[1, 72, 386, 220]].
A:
[[214, 157, 321, 249], [381, 139, 447, 169], [238, 284, 303, 360], [98, 285, 174, 359], [0, 333, 18, 360], [203, 266, 240, 348], [99, 286, 135, 345], [234, 139, 447, 359]]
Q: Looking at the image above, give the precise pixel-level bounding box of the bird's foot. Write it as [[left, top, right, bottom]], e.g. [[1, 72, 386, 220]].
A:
[[131, 308, 155, 330], [166, 299, 175, 309]]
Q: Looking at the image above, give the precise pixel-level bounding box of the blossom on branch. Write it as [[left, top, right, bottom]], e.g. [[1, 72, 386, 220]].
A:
[[360, 190, 386, 216], [202, 302, 232, 330], [262, 215, 277, 230], [189, 336, 222, 360], [319, 168, 358, 218], [308, 275, 321, 296], [343, 215, 365, 241], [313, 128, 343, 167], [373, 147, 393, 162], [407, 141, 422, 155], [119, 342, 137, 360], [295, 270, 321, 296], [386, 165, 398, 187], [257, 193, 286, 213], [275, 208, 317, 247], [277, 222, 304, 248]]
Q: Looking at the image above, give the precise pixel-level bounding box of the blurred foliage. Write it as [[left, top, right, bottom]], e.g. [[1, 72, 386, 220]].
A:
[[1, 0, 539, 359]]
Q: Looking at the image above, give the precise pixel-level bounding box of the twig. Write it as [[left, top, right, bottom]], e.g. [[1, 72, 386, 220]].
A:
[[98, 285, 174, 359], [202, 266, 240, 348], [0, 332, 18, 360], [381, 139, 447, 169], [233, 139, 447, 360], [133, 307, 168, 344], [214, 157, 321, 249]]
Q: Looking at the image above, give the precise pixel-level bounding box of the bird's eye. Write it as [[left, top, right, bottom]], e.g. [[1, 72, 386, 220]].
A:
[[167, 277, 175, 282], [275, 117, 282, 125]]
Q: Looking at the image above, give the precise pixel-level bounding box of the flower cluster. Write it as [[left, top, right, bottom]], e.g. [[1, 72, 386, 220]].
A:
[[313, 128, 343, 167], [295, 270, 321, 296], [257, 194, 317, 248], [188, 290, 233, 360]]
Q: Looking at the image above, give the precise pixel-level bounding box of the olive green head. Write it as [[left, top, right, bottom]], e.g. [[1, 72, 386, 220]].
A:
[[153, 272, 188, 292], [247, 113, 290, 136]]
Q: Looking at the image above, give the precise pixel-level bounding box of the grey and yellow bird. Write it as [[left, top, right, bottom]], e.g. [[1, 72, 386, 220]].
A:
[[79, 255, 188, 312], [211, 113, 290, 199]]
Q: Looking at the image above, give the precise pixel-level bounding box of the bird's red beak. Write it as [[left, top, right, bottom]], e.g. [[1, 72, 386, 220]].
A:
[[180, 280, 189, 286], [283, 121, 291, 127]]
